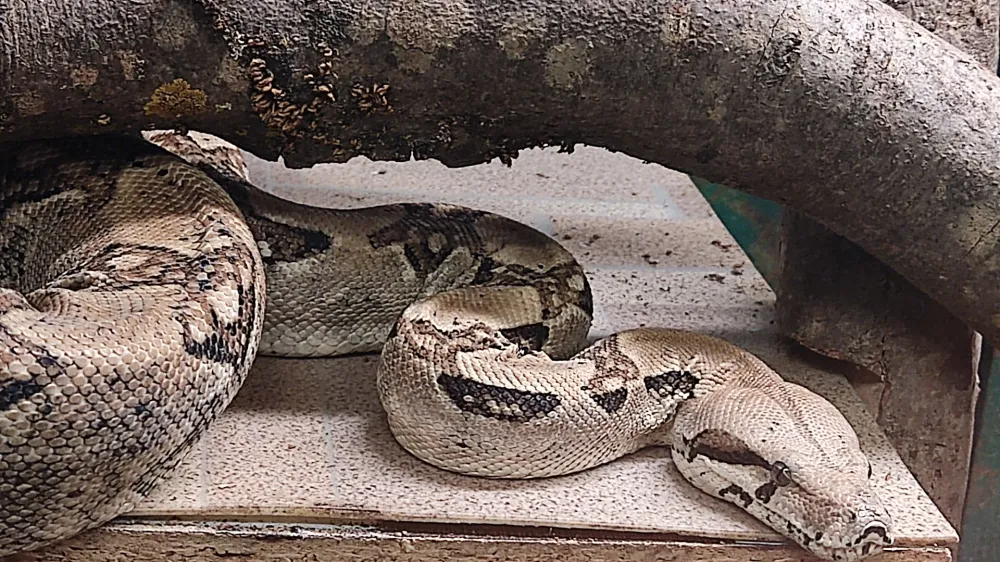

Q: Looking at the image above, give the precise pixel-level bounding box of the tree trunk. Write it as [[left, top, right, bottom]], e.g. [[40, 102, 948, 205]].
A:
[[5, 0, 1000, 346]]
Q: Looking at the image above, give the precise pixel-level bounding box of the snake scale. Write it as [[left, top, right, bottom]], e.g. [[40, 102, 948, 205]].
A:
[[0, 130, 893, 561]]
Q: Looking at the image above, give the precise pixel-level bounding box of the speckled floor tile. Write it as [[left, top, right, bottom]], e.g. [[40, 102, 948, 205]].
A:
[[246, 179, 685, 230], [591, 302, 776, 341], [194, 358, 335, 510], [585, 267, 774, 312], [127, 146, 956, 552], [550, 216, 748, 269], [244, 147, 679, 205], [135, 337, 953, 546]]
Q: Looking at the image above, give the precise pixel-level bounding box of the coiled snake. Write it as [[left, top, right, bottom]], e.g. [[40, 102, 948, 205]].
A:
[[0, 131, 892, 561]]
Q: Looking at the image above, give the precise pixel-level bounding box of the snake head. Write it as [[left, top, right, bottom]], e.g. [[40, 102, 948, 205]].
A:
[[669, 382, 894, 561]]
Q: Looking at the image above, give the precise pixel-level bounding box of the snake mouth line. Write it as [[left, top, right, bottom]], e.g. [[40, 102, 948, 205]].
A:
[[751, 500, 889, 561], [811, 542, 887, 562]]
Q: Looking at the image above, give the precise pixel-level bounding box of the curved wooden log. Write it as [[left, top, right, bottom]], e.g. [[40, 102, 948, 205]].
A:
[[4, 0, 1000, 343]]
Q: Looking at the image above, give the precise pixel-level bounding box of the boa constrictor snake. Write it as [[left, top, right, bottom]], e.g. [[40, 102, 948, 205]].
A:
[[0, 130, 893, 561]]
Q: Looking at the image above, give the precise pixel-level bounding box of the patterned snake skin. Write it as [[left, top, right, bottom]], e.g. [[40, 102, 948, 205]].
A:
[[0, 131, 893, 561]]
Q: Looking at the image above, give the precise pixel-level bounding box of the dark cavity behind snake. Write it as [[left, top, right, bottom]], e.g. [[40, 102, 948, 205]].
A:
[[0, 131, 892, 561]]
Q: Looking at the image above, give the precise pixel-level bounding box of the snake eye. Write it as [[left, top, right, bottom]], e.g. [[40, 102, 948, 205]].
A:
[[771, 461, 792, 487]]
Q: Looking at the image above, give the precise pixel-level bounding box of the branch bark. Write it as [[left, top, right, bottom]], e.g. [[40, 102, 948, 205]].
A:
[[5, 0, 1000, 344]]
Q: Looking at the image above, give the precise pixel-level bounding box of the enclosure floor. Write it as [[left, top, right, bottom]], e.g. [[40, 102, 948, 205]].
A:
[[35, 148, 958, 559]]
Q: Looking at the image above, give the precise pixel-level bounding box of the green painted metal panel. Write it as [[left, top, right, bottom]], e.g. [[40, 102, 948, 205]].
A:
[[688, 176, 783, 290], [959, 348, 1000, 561]]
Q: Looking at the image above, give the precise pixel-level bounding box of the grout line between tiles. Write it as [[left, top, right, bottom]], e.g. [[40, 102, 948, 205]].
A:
[[197, 439, 208, 508], [262, 183, 686, 220], [321, 393, 339, 497], [584, 265, 754, 275]]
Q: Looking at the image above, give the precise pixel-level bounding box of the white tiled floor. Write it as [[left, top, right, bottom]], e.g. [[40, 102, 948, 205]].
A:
[[125, 147, 954, 552]]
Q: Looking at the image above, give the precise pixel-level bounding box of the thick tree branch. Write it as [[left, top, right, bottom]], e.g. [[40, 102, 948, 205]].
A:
[[4, 0, 1000, 345]]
